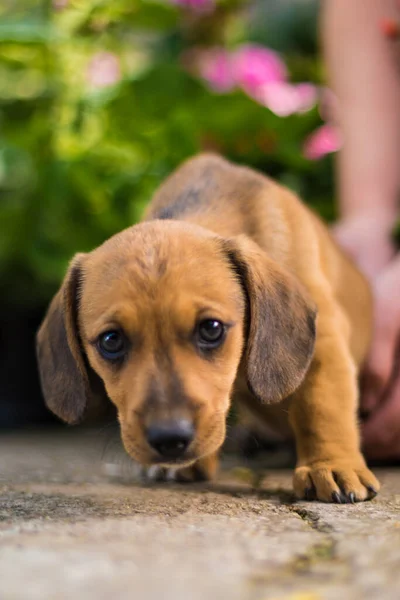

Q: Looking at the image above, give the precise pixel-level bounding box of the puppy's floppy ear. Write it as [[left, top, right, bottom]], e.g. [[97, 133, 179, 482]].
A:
[[36, 253, 98, 424], [224, 235, 317, 404]]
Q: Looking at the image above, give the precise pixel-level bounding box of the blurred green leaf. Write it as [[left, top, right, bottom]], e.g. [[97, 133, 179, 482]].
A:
[[0, 0, 332, 308], [0, 20, 57, 43]]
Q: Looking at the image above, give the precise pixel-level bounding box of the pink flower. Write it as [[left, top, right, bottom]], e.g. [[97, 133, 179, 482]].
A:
[[173, 0, 215, 13], [303, 124, 342, 160], [52, 0, 69, 9], [258, 82, 301, 116], [232, 44, 287, 101], [86, 52, 121, 89], [295, 83, 318, 113], [256, 82, 318, 117], [187, 43, 317, 117], [197, 48, 235, 93]]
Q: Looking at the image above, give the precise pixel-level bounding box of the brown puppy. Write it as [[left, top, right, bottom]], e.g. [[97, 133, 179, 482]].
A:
[[36, 154, 380, 502]]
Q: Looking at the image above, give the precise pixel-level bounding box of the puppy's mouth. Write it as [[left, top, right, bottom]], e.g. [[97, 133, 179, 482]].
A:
[[122, 415, 225, 468]]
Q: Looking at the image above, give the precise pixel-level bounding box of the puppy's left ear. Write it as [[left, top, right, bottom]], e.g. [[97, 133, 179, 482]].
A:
[[223, 235, 317, 404]]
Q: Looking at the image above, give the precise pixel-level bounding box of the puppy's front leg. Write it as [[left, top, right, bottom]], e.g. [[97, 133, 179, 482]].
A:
[[289, 310, 380, 503]]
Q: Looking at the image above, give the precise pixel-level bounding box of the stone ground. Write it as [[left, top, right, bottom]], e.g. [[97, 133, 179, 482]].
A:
[[0, 427, 399, 600]]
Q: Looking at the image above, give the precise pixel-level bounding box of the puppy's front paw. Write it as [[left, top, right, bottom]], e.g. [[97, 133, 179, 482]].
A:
[[172, 463, 213, 483], [141, 465, 175, 482], [141, 465, 210, 483], [141, 454, 218, 484], [293, 461, 380, 503]]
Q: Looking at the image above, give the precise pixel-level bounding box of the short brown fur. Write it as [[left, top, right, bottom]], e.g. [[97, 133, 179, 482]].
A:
[[37, 154, 379, 502]]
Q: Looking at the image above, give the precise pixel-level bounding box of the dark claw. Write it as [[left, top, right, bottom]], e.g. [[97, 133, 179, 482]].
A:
[[348, 492, 356, 504], [332, 491, 342, 503], [367, 485, 378, 498]]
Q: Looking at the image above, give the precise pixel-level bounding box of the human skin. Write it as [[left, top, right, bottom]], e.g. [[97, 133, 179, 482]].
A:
[[321, 0, 400, 458]]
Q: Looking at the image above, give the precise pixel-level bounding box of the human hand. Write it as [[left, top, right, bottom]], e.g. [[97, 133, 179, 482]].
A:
[[332, 214, 396, 280], [361, 256, 400, 459], [333, 216, 400, 459]]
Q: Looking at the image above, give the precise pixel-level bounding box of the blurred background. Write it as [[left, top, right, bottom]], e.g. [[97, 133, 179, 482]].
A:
[[0, 0, 338, 428]]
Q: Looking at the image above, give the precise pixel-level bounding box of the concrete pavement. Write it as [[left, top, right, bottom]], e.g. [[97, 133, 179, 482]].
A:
[[0, 428, 399, 600]]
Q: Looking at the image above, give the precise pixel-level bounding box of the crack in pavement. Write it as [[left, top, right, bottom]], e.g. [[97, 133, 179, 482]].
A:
[[279, 504, 347, 580], [289, 505, 335, 534]]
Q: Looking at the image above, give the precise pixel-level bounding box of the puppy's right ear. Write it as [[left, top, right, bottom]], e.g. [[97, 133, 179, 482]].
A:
[[36, 253, 91, 424]]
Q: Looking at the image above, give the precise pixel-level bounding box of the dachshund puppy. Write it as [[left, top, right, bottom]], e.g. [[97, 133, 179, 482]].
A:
[[37, 154, 380, 503]]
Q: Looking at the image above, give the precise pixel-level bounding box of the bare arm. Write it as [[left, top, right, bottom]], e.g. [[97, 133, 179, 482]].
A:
[[322, 0, 400, 278], [322, 0, 400, 459]]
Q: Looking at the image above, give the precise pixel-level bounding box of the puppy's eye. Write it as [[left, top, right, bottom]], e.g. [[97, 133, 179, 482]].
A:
[[197, 319, 225, 349], [97, 330, 127, 361]]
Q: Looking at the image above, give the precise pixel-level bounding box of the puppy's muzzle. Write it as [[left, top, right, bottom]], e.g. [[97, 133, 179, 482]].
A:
[[146, 419, 194, 461]]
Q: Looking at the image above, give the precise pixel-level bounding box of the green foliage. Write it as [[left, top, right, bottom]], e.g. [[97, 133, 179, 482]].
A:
[[0, 0, 333, 307]]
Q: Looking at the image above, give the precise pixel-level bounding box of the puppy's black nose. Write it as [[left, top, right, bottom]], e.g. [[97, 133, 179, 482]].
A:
[[146, 420, 194, 460]]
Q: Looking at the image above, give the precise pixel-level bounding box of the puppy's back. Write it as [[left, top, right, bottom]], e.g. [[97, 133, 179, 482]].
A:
[[144, 154, 269, 238], [144, 154, 372, 365]]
